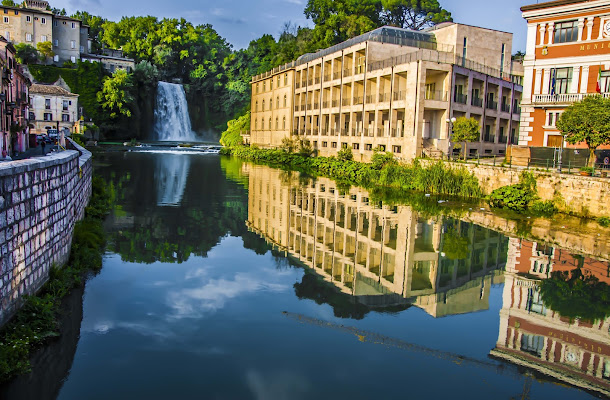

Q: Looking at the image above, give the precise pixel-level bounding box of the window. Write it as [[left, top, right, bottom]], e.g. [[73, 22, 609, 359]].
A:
[[284, 73, 288, 85], [352, 143, 359, 150], [392, 145, 401, 153], [283, 94, 287, 107], [70, 40, 75, 49], [276, 76, 280, 87], [263, 81, 265, 91], [275, 117, 278, 130], [268, 117, 271, 129], [269, 98, 272, 110], [13, 10, 17, 15], [26, 15, 31, 22], [262, 100, 265, 110], [549, 67, 573, 94], [254, 118, 257, 129], [70, 56, 76, 63], [276, 96, 279, 109], [282, 116, 286, 130], [63, 100, 69, 111], [3, 17, 8, 23], [365, 143, 372, 151], [341, 142, 348, 149], [255, 101, 258, 111], [547, 111, 561, 127], [554, 20, 578, 43], [26, 33, 31, 42], [600, 71, 610, 93], [331, 142, 337, 148], [62, 114, 70, 122], [270, 80, 273, 90], [43, 113, 52, 121], [80, 45, 84, 53], [71, 22, 76, 29], [28, 112, 34, 120], [62, 21, 66, 25], [2, 9, 6, 14], [322, 141, 327, 147], [378, 145, 386, 151], [41, 17, 46, 24], [44, 99, 50, 109], [53, 55, 59, 62], [256, 83, 259, 94]]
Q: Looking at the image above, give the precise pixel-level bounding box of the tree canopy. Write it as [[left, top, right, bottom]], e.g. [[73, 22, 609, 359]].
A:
[[97, 69, 133, 118], [557, 95, 610, 167], [14, 43, 39, 65]]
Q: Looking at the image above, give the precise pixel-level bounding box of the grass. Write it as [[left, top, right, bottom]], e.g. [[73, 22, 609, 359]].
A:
[[0, 175, 111, 383]]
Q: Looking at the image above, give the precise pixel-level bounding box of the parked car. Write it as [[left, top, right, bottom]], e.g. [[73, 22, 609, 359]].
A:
[[46, 129, 58, 141]]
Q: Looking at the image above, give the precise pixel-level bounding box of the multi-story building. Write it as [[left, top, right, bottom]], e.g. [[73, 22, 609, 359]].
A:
[[81, 48, 135, 73], [519, 0, 610, 149], [0, 36, 30, 155], [250, 23, 523, 161], [28, 78, 78, 134], [492, 238, 610, 397], [246, 164, 509, 317], [0, 1, 90, 65]]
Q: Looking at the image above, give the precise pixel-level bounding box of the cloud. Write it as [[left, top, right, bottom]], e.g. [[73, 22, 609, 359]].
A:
[[246, 370, 310, 400], [284, 0, 302, 4]]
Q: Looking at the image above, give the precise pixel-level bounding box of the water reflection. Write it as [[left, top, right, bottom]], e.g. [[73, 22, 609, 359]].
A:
[[155, 153, 191, 206], [245, 165, 508, 318], [492, 238, 610, 397]]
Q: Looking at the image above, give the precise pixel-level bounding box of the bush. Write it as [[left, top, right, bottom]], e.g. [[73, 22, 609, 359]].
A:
[[337, 147, 353, 161], [531, 200, 558, 216], [488, 171, 538, 212]]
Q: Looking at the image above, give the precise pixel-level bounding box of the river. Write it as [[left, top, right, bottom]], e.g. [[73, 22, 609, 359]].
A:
[[2, 150, 609, 399]]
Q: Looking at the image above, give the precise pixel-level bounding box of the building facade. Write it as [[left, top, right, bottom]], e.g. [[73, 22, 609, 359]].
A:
[[52, 15, 83, 64], [519, 0, 610, 149], [250, 24, 523, 161], [28, 80, 78, 134], [80, 48, 135, 73]]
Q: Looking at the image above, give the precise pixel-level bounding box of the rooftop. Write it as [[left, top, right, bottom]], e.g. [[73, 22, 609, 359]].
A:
[[29, 83, 78, 96], [521, 0, 589, 12]]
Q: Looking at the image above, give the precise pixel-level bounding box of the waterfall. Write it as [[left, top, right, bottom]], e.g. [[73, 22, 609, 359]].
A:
[[155, 154, 191, 206], [153, 82, 197, 142]]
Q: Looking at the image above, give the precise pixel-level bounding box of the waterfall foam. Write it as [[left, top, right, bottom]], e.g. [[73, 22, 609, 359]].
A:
[[153, 82, 197, 142]]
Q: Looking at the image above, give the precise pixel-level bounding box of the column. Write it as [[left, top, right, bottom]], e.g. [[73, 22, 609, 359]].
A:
[[538, 23, 547, 46], [541, 337, 550, 361], [581, 65, 589, 93], [542, 69, 550, 94], [587, 17, 595, 40], [547, 22, 555, 45], [577, 17, 585, 41], [549, 341, 557, 362], [534, 69, 543, 94], [572, 66, 580, 93], [598, 17, 605, 39], [526, 23, 538, 57]]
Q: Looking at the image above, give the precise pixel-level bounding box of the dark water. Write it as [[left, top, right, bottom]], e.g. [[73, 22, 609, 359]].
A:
[[3, 150, 610, 400]]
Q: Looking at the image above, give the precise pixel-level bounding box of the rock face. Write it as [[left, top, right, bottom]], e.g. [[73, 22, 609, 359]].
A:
[[0, 140, 92, 326]]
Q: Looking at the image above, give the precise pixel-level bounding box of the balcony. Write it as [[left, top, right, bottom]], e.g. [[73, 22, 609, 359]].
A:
[[471, 97, 483, 107], [342, 98, 351, 106], [379, 93, 391, 102], [501, 103, 510, 113], [300, 105, 306, 111], [295, 82, 300, 89], [424, 90, 447, 101], [393, 90, 405, 101], [353, 96, 363, 105], [313, 102, 319, 109], [294, 105, 299, 112], [532, 92, 610, 105], [322, 101, 329, 108], [391, 128, 404, 137], [315, 77, 321, 84], [331, 100, 339, 107], [333, 71, 341, 80], [343, 69, 352, 77], [486, 100, 498, 111], [307, 79, 313, 86], [307, 104, 312, 111], [324, 74, 331, 82], [365, 94, 375, 103], [454, 93, 467, 104]]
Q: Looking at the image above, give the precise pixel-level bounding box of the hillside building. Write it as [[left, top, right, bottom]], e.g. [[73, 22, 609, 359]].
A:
[[250, 23, 523, 161], [519, 0, 610, 149], [28, 78, 78, 134]]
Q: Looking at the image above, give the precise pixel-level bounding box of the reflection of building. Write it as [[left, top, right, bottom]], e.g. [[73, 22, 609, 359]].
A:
[[246, 164, 509, 317], [519, 0, 610, 148], [250, 24, 523, 161], [492, 238, 610, 397]]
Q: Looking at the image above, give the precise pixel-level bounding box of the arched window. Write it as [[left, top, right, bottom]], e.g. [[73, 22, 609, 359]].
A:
[[275, 117, 279, 130], [277, 76, 280, 87], [268, 118, 272, 130], [276, 97, 279, 109], [283, 95, 287, 107], [263, 81, 266, 91], [284, 73, 288, 85], [269, 98, 272, 110], [283, 116, 286, 130], [256, 83, 259, 94], [255, 101, 258, 112], [254, 118, 257, 129], [270, 80, 273, 90], [262, 100, 265, 110]]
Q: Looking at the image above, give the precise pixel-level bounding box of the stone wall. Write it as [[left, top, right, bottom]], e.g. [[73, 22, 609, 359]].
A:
[[446, 162, 610, 218], [0, 140, 92, 326]]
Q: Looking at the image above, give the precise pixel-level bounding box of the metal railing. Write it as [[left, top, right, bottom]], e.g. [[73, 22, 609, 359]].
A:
[[353, 96, 363, 105], [343, 68, 352, 77], [379, 92, 391, 102], [532, 92, 610, 104], [486, 100, 498, 110], [342, 98, 351, 106], [333, 71, 341, 80], [424, 90, 447, 101], [332, 100, 339, 107], [393, 90, 405, 101], [454, 93, 467, 104], [471, 97, 483, 107], [500, 102, 510, 113]]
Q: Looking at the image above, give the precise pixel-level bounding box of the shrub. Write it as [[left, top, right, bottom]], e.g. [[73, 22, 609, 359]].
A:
[[530, 200, 558, 216], [337, 147, 353, 161], [488, 171, 538, 212]]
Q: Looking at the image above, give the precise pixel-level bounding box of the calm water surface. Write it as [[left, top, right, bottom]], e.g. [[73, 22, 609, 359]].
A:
[[3, 150, 609, 400]]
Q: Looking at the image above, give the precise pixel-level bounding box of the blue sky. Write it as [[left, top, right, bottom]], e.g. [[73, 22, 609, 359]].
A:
[[52, 0, 530, 52]]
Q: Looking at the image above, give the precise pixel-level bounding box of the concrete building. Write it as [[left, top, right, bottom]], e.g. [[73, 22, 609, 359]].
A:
[[80, 48, 135, 73], [246, 164, 508, 316], [250, 24, 523, 161], [52, 15, 83, 64], [28, 78, 78, 134], [519, 0, 610, 149], [492, 238, 610, 397]]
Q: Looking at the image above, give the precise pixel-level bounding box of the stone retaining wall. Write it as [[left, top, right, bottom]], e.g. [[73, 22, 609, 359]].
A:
[[441, 162, 610, 218], [0, 140, 92, 326]]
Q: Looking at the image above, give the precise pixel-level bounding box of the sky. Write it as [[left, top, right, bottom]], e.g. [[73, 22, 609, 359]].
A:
[[50, 0, 531, 53]]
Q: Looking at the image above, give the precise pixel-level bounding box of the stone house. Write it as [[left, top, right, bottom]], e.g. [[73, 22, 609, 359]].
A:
[[28, 77, 78, 134]]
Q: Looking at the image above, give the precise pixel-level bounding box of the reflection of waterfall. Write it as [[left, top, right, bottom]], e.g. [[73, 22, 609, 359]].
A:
[[155, 154, 191, 206], [153, 82, 197, 141]]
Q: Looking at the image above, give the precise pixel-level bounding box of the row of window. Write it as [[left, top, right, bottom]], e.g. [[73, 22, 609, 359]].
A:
[[316, 142, 401, 153], [1, 13, 78, 28], [44, 99, 72, 110], [254, 116, 287, 130], [39, 113, 70, 122], [255, 73, 290, 93], [255, 95, 288, 111]]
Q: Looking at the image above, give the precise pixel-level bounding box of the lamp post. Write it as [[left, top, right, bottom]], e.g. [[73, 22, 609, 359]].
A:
[[446, 117, 457, 160]]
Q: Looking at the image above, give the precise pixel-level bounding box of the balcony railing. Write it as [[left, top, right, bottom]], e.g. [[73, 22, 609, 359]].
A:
[[300, 105, 306, 111], [343, 68, 352, 77], [322, 101, 329, 108], [532, 92, 610, 104], [315, 77, 321, 84], [324, 74, 331, 82], [486, 100, 498, 110], [377, 128, 385, 137], [294, 105, 299, 111], [424, 90, 447, 101], [391, 128, 404, 137], [330, 129, 336, 136], [332, 100, 339, 107], [454, 93, 467, 104], [393, 90, 405, 101], [353, 96, 363, 105], [333, 71, 341, 80], [313, 102, 319, 109], [342, 98, 351, 106], [307, 79, 313, 85], [471, 97, 483, 107], [307, 104, 312, 110], [365, 95, 375, 103], [379, 92, 391, 102]]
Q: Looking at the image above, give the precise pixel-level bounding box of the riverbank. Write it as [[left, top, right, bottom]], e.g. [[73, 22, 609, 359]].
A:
[[0, 175, 111, 383]]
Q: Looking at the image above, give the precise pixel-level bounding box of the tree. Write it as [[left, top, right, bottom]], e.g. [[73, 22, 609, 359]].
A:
[[14, 43, 39, 64], [381, 0, 452, 30], [97, 69, 134, 118], [451, 116, 480, 160], [36, 41, 54, 61], [1, 0, 15, 6], [556, 95, 610, 167]]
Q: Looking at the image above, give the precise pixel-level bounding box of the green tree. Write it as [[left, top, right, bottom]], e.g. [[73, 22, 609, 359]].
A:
[[220, 112, 249, 147], [97, 69, 134, 118], [381, 0, 452, 29], [36, 41, 54, 61], [556, 95, 610, 167], [14, 43, 39, 64], [451, 116, 480, 160], [1, 0, 15, 6]]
